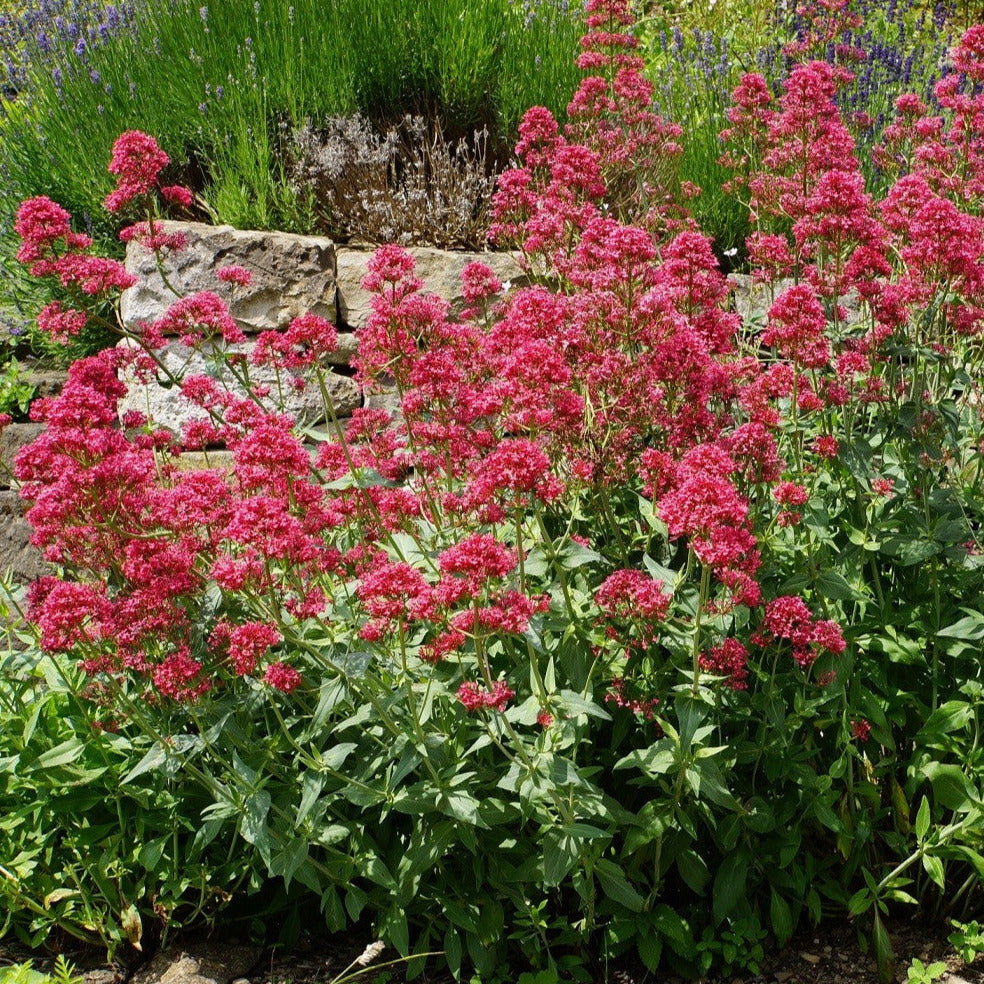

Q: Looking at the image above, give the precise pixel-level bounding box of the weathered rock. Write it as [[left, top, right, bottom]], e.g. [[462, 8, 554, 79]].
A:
[[170, 450, 236, 472], [130, 944, 260, 984], [336, 247, 529, 329], [729, 274, 863, 327], [20, 368, 69, 400], [117, 339, 361, 433], [82, 970, 118, 984], [0, 488, 47, 584], [0, 422, 44, 490], [120, 221, 336, 334], [363, 385, 403, 416], [729, 274, 791, 327], [330, 331, 358, 365]]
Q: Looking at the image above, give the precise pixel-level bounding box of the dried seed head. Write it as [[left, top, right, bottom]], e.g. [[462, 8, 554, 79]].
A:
[[355, 941, 386, 967]]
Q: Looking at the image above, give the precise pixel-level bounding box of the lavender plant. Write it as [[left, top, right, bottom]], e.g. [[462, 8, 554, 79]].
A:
[[640, 0, 958, 259], [0, 0, 581, 246], [0, 0, 137, 95], [285, 114, 499, 250]]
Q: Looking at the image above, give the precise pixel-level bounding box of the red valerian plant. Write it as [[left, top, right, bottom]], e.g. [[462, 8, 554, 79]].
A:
[[7, 1, 984, 977]]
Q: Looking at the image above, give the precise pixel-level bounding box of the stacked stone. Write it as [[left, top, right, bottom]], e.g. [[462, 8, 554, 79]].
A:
[[118, 220, 527, 431]]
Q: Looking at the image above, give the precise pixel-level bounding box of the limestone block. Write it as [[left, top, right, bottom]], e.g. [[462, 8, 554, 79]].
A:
[[0, 422, 44, 490], [329, 330, 358, 366], [0, 489, 47, 584], [131, 945, 261, 984], [729, 274, 863, 328], [117, 339, 361, 434], [120, 221, 336, 333], [336, 247, 529, 329]]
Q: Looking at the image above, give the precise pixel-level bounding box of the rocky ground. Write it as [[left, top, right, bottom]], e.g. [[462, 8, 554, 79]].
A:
[[3, 915, 983, 984]]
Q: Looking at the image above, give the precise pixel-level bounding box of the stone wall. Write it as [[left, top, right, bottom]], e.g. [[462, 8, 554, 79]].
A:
[[1, 421, 49, 585], [1, 223, 529, 584], [0, 223, 798, 588], [119, 221, 529, 431]]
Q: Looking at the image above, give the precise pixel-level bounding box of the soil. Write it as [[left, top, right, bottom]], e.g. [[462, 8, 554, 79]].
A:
[[248, 917, 984, 984], [4, 914, 983, 984]]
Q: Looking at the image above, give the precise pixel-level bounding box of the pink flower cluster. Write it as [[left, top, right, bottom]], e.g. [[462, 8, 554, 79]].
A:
[[699, 638, 750, 690], [106, 130, 175, 213], [758, 596, 846, 669], [43, 5, 984, 723], [457, 680, 515, 713]]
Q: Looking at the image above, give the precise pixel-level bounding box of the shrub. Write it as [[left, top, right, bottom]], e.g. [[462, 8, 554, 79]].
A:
[[7, 0, 984, 979], [284, 114, 499, 251]]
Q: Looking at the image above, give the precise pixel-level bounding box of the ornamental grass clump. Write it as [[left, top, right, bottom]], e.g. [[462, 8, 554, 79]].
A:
[[7, 0, 984, 978]]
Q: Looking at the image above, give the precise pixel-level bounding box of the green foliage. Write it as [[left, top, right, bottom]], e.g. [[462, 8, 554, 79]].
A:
[[905, 958, 949, 984], [949, 918, 984, 965], [0, 0, 580, 244], [0, 609, 252, 955], [0, 355, 36, 419], [0, 956, 82, 984]]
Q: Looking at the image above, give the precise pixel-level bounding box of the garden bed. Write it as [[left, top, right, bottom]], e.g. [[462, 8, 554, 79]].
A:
[[4, 0, 984, 981]]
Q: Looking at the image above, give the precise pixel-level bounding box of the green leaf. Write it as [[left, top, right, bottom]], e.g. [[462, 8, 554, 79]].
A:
[[360, 855, 397, 890], [848, 888, 872, 916], [677, 849, 710, 894], [556, 541, 603, 571], [689, 759, 738, 809], [938, 613, 984, 641], [675, 695, 708, 749], [712, 852, 747, 923], [345, 886, 367, 922], [29, 738, 85, 772], [274, 838, 309, 890], [872, 911, 895, 984], [922, 854, 945, 890], [614, 745, 675, 776], [920, 701, 973, 736], [558, 689, 611, 720], [637, 932, 662, 971], [440, 790, 487, 828], [915, 796, 931, 842], [816, 570, 865, 601], [543, 829, 580, 887], [321, 742, 358, 770], [384, 905, 409, 956], [595, 859, 645, 912], [879, 535, 941, 566], [240, 790, 272, 854], [296, 772, 325, 826], [770, 889, 793, 945], [121, 742, 168, 784], [868, 628, 926, 666], [921, 763, 978, 812], [444, 929, 463, 978], [138, 838, 165, 872]]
